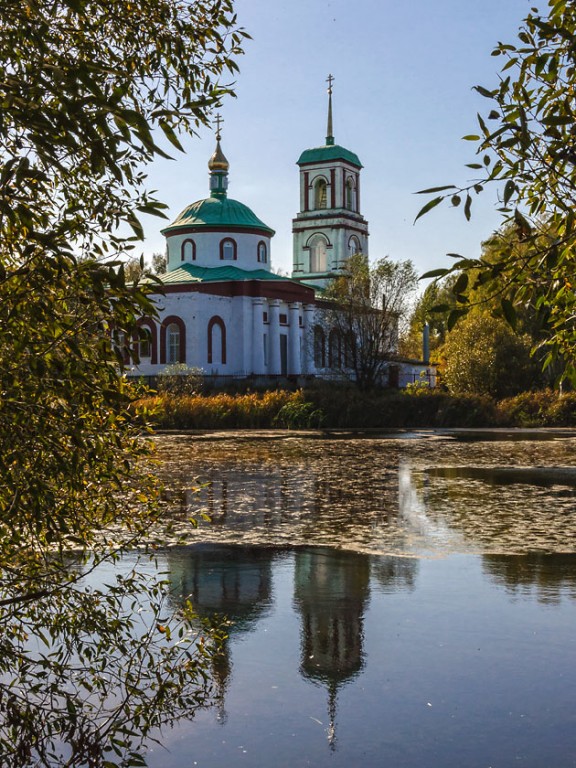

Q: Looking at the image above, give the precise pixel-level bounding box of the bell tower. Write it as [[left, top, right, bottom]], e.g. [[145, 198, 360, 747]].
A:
[[292, 76, 369, 290]]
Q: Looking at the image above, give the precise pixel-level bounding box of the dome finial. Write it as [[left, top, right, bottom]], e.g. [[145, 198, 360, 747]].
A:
[[326, 74, 335, 146], [208, 113, 229, 198]]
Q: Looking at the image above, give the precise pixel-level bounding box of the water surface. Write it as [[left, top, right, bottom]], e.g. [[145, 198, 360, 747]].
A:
[[142, 431, 576, 767]]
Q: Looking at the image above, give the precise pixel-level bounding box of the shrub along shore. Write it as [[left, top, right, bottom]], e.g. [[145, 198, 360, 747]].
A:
[[134, 386, 576, 430]]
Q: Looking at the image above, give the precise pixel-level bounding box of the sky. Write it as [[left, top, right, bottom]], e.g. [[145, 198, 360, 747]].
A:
[[141, 0, 533, 281]]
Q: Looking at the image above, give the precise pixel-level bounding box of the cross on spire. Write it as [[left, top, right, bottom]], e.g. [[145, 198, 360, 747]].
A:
[[326, 75, 334, 145], [214, 113, 224, 141]]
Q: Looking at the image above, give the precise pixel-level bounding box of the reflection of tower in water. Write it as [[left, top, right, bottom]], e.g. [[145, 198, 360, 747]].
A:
[[165, 544, 275, 721], [293, 547, 370, 749]]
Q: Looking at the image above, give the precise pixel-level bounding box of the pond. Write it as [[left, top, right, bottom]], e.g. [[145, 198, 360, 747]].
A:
[[144, 430, 576, 767]]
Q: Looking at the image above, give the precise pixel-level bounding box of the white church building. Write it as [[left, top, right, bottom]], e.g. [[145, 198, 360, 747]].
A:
[[131, 86, 433, 387]]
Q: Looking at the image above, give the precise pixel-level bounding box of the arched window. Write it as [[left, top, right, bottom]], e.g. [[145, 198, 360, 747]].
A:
[[313, 326, 325, 368], [208, 315, 227, 365], [346, 177, 357, 211], [314, 177, 327, 209], [160, 316, 186, 364], [308, 234, 328, 273], [135, 318, 158, 364], [220, 238, 237, 261], [348, 236, 361, 257], [139, 328, 151, 359], [257, 241, 267, 263], [329, 329, 341, 369], [167, 324, 181, 364], [181, 238, 196, 261]]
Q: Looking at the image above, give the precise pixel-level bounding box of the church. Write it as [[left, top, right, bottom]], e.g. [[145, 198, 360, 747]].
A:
[[132, 83, 433, 387]]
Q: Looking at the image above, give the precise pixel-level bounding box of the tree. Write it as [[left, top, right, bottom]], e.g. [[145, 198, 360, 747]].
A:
[[401, 273, 460, 359], [0, 1, 246, 765], [441, 312, 541, 398], [319, 254, 418, 390], [417, 1, 576, 382], [151, 252, 167, 275]]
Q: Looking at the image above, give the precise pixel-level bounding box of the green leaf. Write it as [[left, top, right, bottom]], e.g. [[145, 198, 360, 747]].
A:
[[414, 196, 444, 223], [420, 268, 450, 280], [452, 272, 469, 295], [447, 308, 469, 331], [501, 298, 517, 329], [415, 185, 457, 195]]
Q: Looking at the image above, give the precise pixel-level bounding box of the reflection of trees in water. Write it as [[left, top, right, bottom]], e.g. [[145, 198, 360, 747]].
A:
[[371, 555, 418, 592], [482, 554, 576, 604]]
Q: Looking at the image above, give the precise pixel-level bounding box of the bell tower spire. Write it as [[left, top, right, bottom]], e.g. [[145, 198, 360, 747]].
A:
[[292, 79, 369, 290], [326, 74, 335, 146]]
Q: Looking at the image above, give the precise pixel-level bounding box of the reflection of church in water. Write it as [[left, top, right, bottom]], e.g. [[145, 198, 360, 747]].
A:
[[166, 544, 276, 721], [165, 544, 417, 747], [293, 547, 370, 748]]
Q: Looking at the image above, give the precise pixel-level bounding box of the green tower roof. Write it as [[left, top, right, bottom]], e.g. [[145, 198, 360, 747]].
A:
[[297, 144, 362, 168], [161, 196, 275, 236]]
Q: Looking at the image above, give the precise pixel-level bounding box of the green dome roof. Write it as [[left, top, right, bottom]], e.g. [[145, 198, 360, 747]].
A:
[[297, 143, 362, 168], [162, 196, 275, 236]]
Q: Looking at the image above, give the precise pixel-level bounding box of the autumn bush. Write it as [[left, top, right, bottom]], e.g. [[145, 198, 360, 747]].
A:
[[134, 384, 576, 430], [497, 390, 576, 427], [139, 389, 299, 429]]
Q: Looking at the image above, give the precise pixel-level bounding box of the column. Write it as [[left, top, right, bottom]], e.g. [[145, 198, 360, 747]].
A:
[[251, 297, 266, 374], [302, 303, 315, 375], [268, 299, 281, 375], [288, 302, 302, 376]]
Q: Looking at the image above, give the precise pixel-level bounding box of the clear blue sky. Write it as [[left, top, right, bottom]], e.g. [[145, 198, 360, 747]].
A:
[[142, 0, 532, 280]]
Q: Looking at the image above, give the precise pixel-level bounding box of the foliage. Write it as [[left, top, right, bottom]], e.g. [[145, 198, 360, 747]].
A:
[[401, 273, 459, 358], [497, 389, 576, 427], [140, 385, 576, 429], [151, 252, 167, 275], [417, 1, 576, 382], [441, 312, 541, 398], [272, 399, 326, 429], [320, 255, 418, 390], [157, 364, 206, 396], [141, 389, 298, 429], [0, 0, 246, 764]]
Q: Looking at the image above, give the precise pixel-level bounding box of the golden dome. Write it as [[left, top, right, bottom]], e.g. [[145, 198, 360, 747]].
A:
[[208, 139, 229, 172]]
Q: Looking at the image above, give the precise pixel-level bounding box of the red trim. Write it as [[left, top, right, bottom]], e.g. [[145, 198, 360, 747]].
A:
[[181, 238, 196, 261], [135, 317, 158, 365], [160, 279, 314, 304], [297, 159, 362, 170], [165, 225, 273, 238], [257, 240, 267, 263], [356, 171, 360, 211], [207, 315, 226, 365], [220, 237, 237, 261], [293, 221, 369, 237], [303, 171, 309, 212], [160, 315, 186, 364]]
